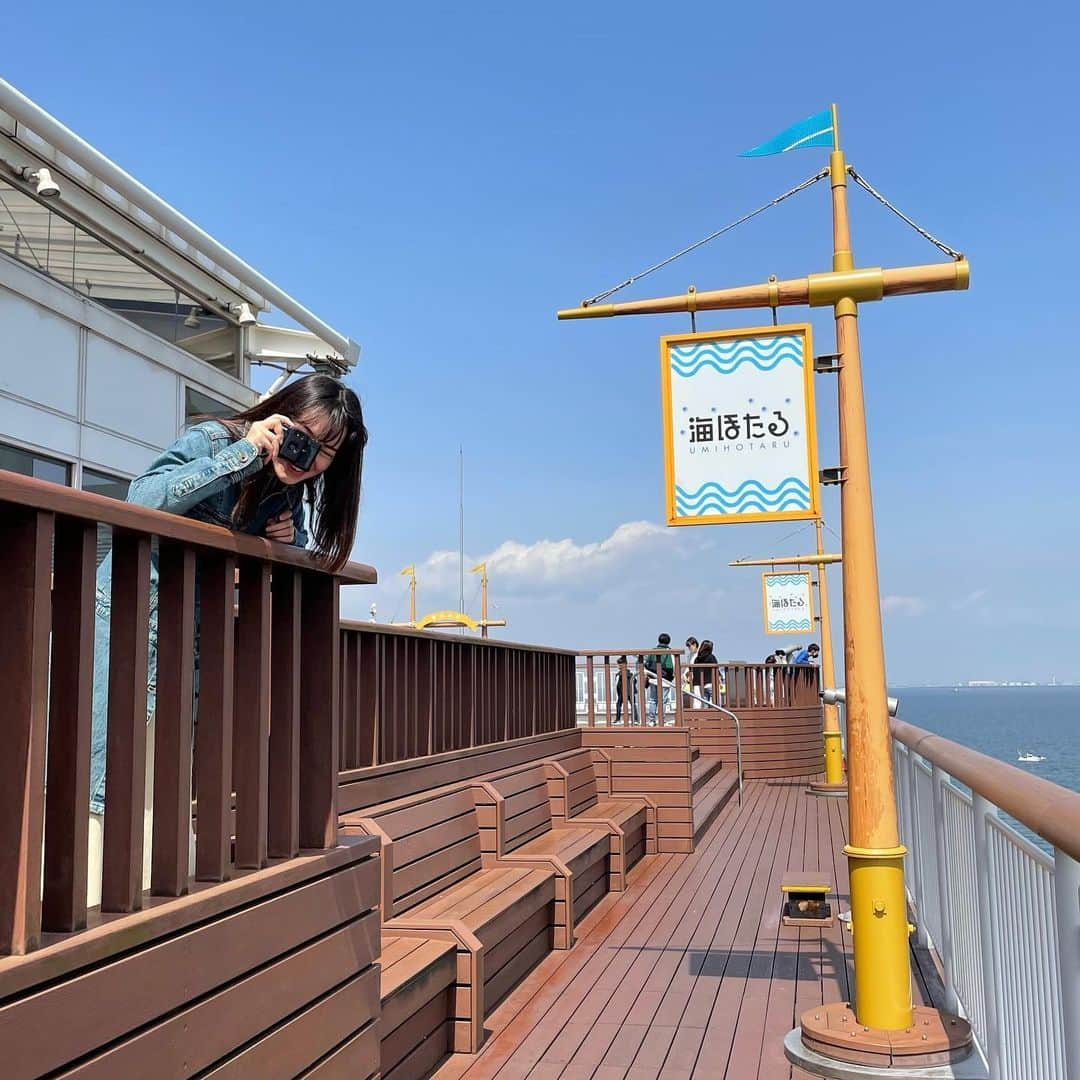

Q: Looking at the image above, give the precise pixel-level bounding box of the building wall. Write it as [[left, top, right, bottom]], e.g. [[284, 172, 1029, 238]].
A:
[[0, 250, 256, 486]]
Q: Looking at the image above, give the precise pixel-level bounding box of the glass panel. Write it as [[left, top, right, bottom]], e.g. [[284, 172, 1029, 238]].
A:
[[81, 468, 132, 567], [0, 440, 71, 485], [0, 177, 240, 377], [185, 386, 235, 426]]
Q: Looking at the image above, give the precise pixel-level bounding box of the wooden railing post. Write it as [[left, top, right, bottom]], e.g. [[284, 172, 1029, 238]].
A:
[[195, 553, 236, 882], [101, 529, 152, 913], [43, 517, 96, 930], [269, 567, 302, 859], [299, 572, 339, 849], [150, 542, 195, 897], [233, 559, 271, 870], [0, 508, 53, 953]]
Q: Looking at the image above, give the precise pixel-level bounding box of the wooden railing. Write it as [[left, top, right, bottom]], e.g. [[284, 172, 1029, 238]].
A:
[[338, 622, 577, 768], [0, 469, 375, 956], [574, 654, 820, 724], [575, 649, 688, 726], [722, 662, 820, 709]]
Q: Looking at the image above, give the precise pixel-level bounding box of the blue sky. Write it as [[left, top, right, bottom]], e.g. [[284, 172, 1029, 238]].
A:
[[5, 1, 1078, 683]]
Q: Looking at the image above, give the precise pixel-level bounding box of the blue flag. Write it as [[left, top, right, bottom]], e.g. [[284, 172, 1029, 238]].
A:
[[739, 108, 835, 158]]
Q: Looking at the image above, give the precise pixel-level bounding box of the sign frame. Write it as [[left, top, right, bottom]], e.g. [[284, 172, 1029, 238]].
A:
[[660, 323, 820, 527], [761, 570, 816, 635]]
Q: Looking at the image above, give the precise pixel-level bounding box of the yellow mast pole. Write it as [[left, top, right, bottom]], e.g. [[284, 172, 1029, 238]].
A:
[[480, 568, 489, 639], [829, 103, 912, 1028]]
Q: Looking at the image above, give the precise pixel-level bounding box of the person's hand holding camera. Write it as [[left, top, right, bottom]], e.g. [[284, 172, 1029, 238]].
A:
[[245, 414, 293, 460], [264, 510, 295, 543]]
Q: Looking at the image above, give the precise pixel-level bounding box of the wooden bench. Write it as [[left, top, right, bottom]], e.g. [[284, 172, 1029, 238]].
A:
[[380, 936, 457, 1080], [545, 748, 653, 890], [471, 764, 610, 949], [344, 785, 556, 1054]]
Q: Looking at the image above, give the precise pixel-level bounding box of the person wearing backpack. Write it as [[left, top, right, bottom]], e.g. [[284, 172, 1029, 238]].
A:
[[645, 633, 676, 721]]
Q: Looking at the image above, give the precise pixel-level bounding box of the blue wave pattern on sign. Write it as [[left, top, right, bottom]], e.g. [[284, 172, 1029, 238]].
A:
[[670, 336, 803, 378], [768, 617, 813, 631], [675, 477, 810, 516], [765, 573, 809, 585]]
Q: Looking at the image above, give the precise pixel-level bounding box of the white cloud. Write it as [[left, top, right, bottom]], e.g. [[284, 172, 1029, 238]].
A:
[[882, 595, 927, 617], [417, 520, 679, 590]]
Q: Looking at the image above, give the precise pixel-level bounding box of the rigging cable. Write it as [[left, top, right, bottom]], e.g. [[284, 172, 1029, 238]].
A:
[[581, 168, 830, 307], [846, 166, 964, 261]]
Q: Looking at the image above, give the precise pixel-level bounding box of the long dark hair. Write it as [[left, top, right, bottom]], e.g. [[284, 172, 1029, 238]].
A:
[[221, 374, 367, 570]]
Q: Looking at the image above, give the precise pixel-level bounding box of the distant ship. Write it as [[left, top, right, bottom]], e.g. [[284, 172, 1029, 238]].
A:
[[1017, 751, 1046, 763]]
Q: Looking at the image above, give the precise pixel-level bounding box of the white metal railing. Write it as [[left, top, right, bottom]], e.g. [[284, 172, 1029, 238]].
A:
[[893, 725, 1080, 1080]]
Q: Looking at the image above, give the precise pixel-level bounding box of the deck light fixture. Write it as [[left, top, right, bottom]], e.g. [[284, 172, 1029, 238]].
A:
[[22, 166, 60, 198]]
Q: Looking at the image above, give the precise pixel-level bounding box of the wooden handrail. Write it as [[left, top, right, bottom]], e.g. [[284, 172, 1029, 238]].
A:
[[891, 717, 1080, 863], [0, 471, 377, 585], [342, 619, 575, 655]]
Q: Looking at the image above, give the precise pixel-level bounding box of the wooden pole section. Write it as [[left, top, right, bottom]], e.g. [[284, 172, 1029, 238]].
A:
[[829, 116, 912, 1030], [557, 259, 968, 320]]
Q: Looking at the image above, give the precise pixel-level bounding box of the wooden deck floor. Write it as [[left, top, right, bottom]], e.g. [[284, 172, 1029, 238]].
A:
[[433, 776, 943, 1080]]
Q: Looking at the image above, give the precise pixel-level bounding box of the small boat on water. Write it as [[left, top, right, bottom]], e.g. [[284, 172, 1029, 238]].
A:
[[1018, 750, 1046, 763]]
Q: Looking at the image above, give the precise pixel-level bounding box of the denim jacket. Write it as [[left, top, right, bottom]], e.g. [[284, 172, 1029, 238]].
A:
[[89, 421, 309, 813]]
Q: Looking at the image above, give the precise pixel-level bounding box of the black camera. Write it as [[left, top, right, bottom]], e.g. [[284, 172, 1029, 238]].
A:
[[277, 426, 321, 471]]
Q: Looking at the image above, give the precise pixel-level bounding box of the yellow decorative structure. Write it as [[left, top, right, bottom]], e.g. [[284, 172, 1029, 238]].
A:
[[393, 561, 507, 636], [416, 610, 480, 631]]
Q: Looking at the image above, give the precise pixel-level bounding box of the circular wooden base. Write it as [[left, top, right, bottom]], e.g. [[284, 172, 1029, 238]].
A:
[[807, 780, 848, 797], [800, 1003, 972, 1069]]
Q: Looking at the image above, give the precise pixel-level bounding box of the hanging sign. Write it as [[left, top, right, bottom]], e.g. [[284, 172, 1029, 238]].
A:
[[762, 571, 815, 634], [660, 324, 819, 526]]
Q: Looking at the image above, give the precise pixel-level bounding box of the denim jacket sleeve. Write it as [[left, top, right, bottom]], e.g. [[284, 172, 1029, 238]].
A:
[[127, 426, 264, 516]]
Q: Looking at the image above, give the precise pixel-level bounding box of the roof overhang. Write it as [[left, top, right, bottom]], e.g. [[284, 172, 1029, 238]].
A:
[[0, 78, 359, 366]]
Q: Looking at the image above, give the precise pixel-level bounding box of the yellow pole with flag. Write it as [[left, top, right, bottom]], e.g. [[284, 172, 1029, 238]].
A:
[[827, 103, 912, 1029], [470, 563, 488, 638], [399, 565, 417, 627]]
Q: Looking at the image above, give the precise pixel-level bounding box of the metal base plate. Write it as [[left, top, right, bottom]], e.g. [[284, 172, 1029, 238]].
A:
[[807, 781, 849, 798], [784, 1029, 989, 1079]]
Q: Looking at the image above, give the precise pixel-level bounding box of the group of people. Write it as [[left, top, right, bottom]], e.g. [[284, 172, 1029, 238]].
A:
[[612, 632, 721, 724], [764, 644, 820, 665]]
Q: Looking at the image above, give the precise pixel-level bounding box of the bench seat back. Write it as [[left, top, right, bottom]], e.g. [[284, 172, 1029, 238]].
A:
[[359, 787, 483, 918], [548, 749, 600, 818]]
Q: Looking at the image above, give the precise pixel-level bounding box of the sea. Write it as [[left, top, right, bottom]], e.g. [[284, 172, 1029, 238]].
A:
[[887, 685, 1080, 853]]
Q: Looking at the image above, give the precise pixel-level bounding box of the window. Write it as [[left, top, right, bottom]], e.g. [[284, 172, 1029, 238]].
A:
[[82, 468, 130, 502], [81, 468, 131, 567], [0, 441, 71, 485], [185, 386, 236, 427]]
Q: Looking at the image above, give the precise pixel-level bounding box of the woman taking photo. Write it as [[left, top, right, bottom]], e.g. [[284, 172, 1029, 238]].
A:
[[88, 373, 367, 904]]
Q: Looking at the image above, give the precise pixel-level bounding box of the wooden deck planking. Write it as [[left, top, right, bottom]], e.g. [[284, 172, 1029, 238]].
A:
[[432, 778, 943, 1080]]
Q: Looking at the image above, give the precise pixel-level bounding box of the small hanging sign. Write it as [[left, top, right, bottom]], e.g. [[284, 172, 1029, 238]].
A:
[[762, 570, 815, 635], [660, 324, 820, 526]]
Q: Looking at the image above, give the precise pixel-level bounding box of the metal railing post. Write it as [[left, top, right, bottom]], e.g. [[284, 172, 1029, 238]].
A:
[[973, 793, 1004, 1079], [1055, 849, 1080, 1080], [906, 751, 929, 949], [931, 764, 960, 1015]]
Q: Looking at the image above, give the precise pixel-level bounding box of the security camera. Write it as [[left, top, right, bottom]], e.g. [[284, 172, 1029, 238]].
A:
[[183, 306, 201, 329], [23, 167, 60, 199], [233, 302, 257, 326]]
